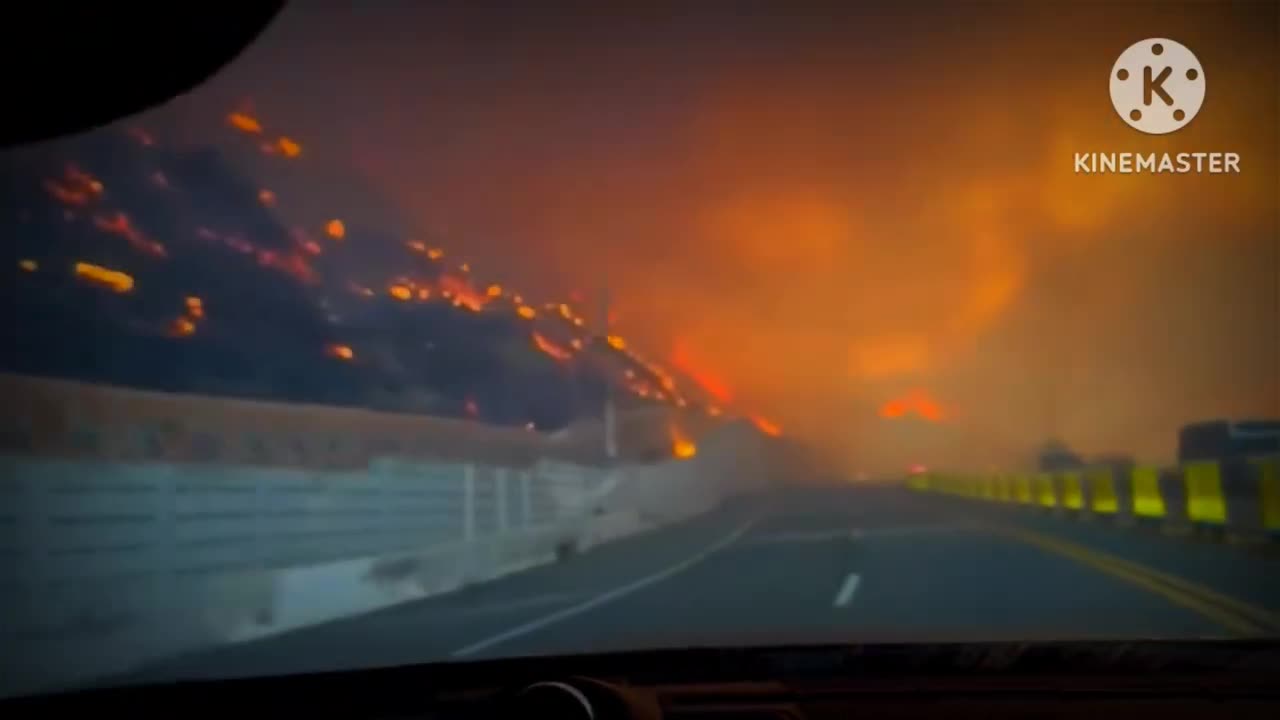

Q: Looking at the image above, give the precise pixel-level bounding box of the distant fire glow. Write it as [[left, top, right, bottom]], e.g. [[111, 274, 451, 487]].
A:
[[879, 388, 946, 422]]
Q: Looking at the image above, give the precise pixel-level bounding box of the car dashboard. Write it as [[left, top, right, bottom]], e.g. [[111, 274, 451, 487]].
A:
[[5, 640, 1279, 719]]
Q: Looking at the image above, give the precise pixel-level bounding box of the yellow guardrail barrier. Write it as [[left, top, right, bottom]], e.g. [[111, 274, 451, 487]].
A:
[[1130, 465, 1166, 519], [1060, 471, 1085, 510], [1184, 461, 1227, 525], [1252, 457, 1280, 533], [1014, 474, 1033, 504], [1035, 472, 1057, 508], [909, 457, 1277, 545], [1087, 467, 1119, 514]]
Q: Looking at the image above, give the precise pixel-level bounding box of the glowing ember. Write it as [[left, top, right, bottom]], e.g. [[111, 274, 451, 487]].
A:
[[258, 189, 277, 207], [170, 317, 196, 337], [277, 137, 302, 157], [426, 248, 444, 260], [185, 296, 204, 319], [326, 344, 355, 361], [18, 259, 37, 272], [227, 112, 263, 134], [516, 305, 537, 320], [389, 285, 412, 301], [325, 219, 346, 240], [74, 262, 134, 293], [606, 335, 627, 351], [44, 166, 104, 208], [486, 284, 503, 297]]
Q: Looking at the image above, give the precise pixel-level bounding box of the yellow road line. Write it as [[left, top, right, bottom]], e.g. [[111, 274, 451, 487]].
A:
[[999, 527, 1274, 637]]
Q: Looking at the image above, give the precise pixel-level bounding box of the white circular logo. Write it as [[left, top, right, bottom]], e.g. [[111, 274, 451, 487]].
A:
[[1109, 38, 1205, 135]]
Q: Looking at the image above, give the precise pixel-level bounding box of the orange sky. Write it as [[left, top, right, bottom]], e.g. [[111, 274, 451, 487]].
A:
[[163, 1, 1278, 472]]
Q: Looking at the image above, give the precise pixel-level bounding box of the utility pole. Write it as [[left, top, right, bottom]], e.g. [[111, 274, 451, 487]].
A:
[[601, 287, 618, 462]]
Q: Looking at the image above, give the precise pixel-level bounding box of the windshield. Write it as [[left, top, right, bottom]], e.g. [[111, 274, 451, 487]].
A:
[[2, 0, 1278, 699]]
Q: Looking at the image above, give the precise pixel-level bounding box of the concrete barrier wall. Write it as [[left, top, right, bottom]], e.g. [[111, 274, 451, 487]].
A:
[[0, 455, 589, 695], [909, 454, 1280, 544], [0, 417, 782, 696]]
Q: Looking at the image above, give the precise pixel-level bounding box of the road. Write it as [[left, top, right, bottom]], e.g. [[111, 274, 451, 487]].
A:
[[126, 485, 1280, 684]]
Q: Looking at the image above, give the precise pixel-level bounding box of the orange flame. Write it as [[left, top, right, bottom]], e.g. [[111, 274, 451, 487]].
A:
[[532, 332, 573, 361], [438, 274, 487, 311], [389, 284, 412, 301], [671, 341, 733, 404], [517, 305, 537, 320], [92, 211, 167, 257], [750, 415, 783, 437], [605, 335, 626, 351], [670, 423, 698, 459]]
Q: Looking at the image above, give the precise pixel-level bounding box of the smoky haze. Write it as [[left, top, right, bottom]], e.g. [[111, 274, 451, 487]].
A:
[[148, 1, 1278, 475]]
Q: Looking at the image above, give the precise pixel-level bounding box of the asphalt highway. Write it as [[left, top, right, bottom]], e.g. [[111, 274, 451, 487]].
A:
[[127, 484, 1280, 684]]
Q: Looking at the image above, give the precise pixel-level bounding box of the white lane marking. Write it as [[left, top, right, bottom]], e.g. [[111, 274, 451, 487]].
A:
[[451, 519, 757, 658], [833, 573, 861, 608]]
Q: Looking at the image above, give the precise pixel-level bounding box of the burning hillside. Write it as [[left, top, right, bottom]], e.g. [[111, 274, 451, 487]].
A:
[[1, 111, 782, 443]]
